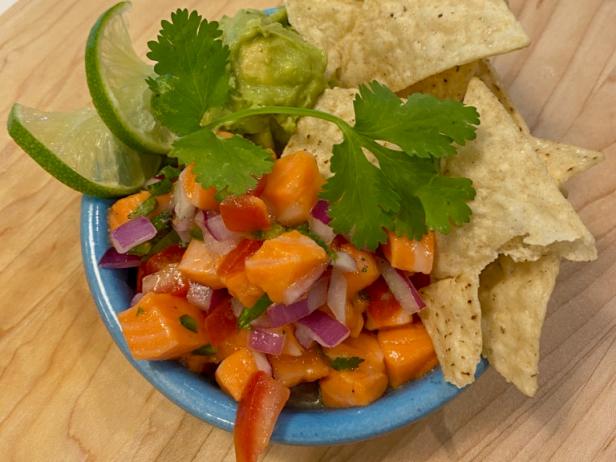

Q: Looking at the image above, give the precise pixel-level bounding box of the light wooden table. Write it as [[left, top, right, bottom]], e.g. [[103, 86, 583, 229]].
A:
[[1, 1, 615, 461]]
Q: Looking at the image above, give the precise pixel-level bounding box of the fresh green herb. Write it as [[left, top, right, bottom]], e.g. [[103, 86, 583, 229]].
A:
[[128, 242, 152, 257], [253, 222, 287, 240], [147, 177, 172, 196], [237, 294, 272, 329], [329, 356, 364, 371], [170, 129, 274, 196], [158, 165, 180, 182], [147, 9, 231, 136], [179, 314, 198, 333], [190, 226, 204, 241], [128, 196, 157, 219], [147, 230, 181, 257], [151, 211, 172, 232], [148, 13, 479, 250], [295, 223, 337, 260], [193, 344, 216, 356], [136, 306, 145, 317]]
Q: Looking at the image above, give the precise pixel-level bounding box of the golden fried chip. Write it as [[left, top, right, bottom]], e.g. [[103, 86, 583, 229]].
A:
[[397, 62, 480, 101], [283, 87, 362, 177], [434, 78, 596, 279], [287, 0, 530, 92], [479, 255, 560, 396], [284, 0, 362, 78], [419, 274, 482, 387]]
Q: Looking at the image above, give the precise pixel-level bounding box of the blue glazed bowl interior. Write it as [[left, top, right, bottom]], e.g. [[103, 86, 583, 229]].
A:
[[80, 195, 486, 445]]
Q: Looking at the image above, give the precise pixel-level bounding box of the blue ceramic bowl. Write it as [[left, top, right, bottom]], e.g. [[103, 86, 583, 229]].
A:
[[81, 195, 486, 444]]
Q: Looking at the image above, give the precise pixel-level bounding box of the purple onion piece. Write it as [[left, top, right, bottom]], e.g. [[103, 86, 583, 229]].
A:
[[297, 310, 349, 348], [110, 216, 157, 254], [249, 328, 286, 355], [311, 200, 331, 224], [99, 248, 141, 269], [266, 299, 311, 328]]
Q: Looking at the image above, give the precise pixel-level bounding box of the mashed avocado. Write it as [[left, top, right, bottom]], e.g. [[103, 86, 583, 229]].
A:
[[220, 9, 327, 144]]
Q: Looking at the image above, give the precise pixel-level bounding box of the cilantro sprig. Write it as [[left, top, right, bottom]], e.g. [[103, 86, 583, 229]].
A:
[[148, 10, 480, 251]]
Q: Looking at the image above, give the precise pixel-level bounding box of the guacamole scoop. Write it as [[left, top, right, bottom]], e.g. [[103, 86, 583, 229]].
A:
[[220, 9, 327, 138]]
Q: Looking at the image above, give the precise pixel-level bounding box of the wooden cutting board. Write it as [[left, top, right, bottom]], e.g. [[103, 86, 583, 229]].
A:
[[1, 1, 614, 460]]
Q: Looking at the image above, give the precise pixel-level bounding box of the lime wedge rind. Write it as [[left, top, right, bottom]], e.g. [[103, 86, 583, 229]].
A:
[[7, 103, 161, 198], [86, 1, 172, 155]]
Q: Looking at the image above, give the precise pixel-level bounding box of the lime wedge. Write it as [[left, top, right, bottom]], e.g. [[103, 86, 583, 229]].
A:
[[7, 104, 161, 198], [86, 1, 172, 154]]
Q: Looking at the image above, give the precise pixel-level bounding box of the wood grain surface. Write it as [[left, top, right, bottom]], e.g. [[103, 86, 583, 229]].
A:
[[1, 1, 615, 461]]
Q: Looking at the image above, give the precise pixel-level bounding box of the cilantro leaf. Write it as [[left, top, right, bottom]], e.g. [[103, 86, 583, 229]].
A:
[[354, 81, 480, 158], [169, 129, 273, 196], [147, 9, 231, 136], [329, 356, 364, 371], [320, 133, 399, 250], [375, 147, 475, 238]]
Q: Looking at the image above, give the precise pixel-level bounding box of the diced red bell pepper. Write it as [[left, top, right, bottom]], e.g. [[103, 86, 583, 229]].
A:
[[218, 239, 263, 278], [203, 300, 238, 347], [234, 371, 290, 462], [220, 195, 271, 233]]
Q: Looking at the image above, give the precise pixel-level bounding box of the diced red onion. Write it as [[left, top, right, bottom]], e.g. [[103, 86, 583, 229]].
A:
[[307, 276, 328, 312], [281, 262, 327, 305], [204, 212, 244, 243], [252, 351, 272, 375], [267, 299, 311, 328], [186, 282, 224, 312], [296, 310, 349, 348], [99, 248, 141, 268], [410, 272, 431, 290], [195, 211, 237, 256], [249, 328, 286, 355], [332, 251, 357, 273], [130, 292, 143, 306], [294, 323, 316, 349], [172, 172, 196, 243], [110, 216, 158, 254], [377, 258, 426, 314], [311, 200, 331, 224], [308, 216, 335, 245], [327, 268, 347, 323]]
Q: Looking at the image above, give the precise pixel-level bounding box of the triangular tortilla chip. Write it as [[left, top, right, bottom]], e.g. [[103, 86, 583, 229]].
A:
[[479, 255, 560, 396], [419, 274, 482, 387], [434, 78, 596, 279], [288, 0, 530, 92]]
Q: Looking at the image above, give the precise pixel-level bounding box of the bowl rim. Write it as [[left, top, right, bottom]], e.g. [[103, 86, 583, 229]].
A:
[[80, 195, 487, 445]]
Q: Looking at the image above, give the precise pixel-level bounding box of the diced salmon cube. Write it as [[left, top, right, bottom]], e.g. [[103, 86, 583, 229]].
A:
[[339, 243, 380, 297], [119, 292, 207, 360], [182, 164, 218, 211], [220, 195, 271, 232], [215, 348, 260, 401], [178, 239, 225, 289], [261, 151, 324, 226], [270, 349, 330, 388], [320, 333, 388, 408], [377, 323, 438, 388], [382, 231, 435, 274], [365, 278, 412, 330], [108, 190, 151, 231], [245, 231, 328, 304]]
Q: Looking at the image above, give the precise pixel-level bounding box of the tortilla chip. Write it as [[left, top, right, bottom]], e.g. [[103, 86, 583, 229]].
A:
[[476, 59, 529, 132], [283, 87, 362, 177], [434, 78, 596, 279], [288, 0, 529, 92], [419, 274, 482, 387], [284, 0, 362, 78], [397, 62, 480, 101], [532, 138, 604, 186], [479, 255, 560, 396]]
